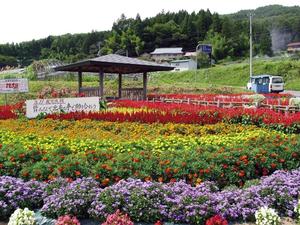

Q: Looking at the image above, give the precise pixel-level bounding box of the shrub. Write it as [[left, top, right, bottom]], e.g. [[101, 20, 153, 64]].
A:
[[41, 177, 99, 218], [0, 176, 45, 219]]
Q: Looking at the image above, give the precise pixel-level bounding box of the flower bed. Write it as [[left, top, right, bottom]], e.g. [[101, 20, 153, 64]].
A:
[[1, 99, 300, 133], [0, 120, 261, 142], [40, 100, 300, 133], [147, 93, 292, 103], [1, 169, 299, 224], [0, 130, 299, 186], [0, 122, 285, 151]]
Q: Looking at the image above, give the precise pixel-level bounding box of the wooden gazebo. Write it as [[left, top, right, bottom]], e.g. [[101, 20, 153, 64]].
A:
[[55, 54, 174, 100]]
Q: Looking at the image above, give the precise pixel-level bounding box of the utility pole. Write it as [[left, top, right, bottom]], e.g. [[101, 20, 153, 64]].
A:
[[195, 43, 201, 84], [249, 12, 253, 78]]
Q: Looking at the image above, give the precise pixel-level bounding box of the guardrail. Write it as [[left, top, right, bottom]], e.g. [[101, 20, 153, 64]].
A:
[[146, 97, 300, 114]]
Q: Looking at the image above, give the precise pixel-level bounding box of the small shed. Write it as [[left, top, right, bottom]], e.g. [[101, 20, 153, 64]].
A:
[[55, 54, 174, 100], [170, 59, 197, 72]]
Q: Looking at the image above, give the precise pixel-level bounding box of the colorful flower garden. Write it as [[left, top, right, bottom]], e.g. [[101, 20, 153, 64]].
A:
[[0, 94, 300, 225]]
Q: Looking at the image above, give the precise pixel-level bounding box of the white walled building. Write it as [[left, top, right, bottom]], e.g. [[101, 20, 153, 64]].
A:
[[150, 48, 183, 62], [170, 59, 197, 72]]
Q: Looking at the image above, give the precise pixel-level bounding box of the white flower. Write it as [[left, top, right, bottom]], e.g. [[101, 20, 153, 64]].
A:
[[294, 199, 300, 222], [255, 206, 281, 225], [8, 208, 36, 225]]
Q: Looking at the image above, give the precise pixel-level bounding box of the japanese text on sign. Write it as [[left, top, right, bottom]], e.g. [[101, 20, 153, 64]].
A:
[[0, 78, 29, 93], [26, 97, 100, 118]]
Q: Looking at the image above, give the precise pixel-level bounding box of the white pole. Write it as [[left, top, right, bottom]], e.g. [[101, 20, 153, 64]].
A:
[[249, 13, 253, 78]]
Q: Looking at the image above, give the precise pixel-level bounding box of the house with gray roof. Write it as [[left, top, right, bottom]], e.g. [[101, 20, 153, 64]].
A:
[[150, 47, 183, 62]]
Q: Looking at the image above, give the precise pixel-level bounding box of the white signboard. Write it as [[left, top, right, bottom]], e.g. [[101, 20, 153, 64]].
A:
[[0, 78, 29, 93], [26, 97, 100, 118]]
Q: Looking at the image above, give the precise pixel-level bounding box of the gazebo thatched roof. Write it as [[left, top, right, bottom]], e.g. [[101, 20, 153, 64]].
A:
[[55, 54, 174, 74]]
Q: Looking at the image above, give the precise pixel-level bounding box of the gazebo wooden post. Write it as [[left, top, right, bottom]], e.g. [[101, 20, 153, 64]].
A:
[[99, 70, 104, 98], [118, 73, 122, 99], [78, 69, 82, 94], [143, 72, 147, 100]]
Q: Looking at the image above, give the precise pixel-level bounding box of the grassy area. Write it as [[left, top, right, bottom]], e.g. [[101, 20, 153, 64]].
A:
[[0, 59, 299, 104], [151, 59, 300, 90]]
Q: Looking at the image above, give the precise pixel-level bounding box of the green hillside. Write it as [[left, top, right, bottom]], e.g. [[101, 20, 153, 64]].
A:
[[229, 5, 300, 20], [0, 59, 299, 105], [150, 59, 300, 91]]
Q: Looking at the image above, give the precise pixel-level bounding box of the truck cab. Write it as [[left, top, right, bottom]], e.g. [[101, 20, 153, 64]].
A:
[[246, 75, 284, 93]]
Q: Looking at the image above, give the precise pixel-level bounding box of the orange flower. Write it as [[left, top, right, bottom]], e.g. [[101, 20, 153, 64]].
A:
[[271, 163, 277, 169], [158, 177, 164, 182], [19, 153, 25, 159], [222, 164, 228, 169], [238, 170, 245, 177], [102, 178, 110, 186], [239, 155, 247, 161], [114, 176, 121, 182], [165, 167, 172, 174], [75, 170, 81, 176], [204, 169, 210, 174], [270, 153, 277, 158], [132, 158, 140, 163], [66, 177, 73, 183], [144, 176, 152, 182], [22, 172, 29, 177]]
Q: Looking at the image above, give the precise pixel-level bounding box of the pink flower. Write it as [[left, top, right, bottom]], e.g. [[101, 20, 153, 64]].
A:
[[56, 215, 81, 225], [101, 210, 134, 225]]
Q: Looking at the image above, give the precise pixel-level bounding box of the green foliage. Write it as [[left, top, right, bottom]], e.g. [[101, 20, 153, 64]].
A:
[[1, 5, 299, 64], [195, 52, 210, 68], [0, 54, 18, 68]]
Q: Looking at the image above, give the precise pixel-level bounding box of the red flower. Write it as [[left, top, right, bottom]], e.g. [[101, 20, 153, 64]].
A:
[[154, 221, 163, 225], [206, 215, 228, 225]]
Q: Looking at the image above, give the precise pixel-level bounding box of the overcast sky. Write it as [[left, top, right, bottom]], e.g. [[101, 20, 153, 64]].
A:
[[0, 0, 299, 44]]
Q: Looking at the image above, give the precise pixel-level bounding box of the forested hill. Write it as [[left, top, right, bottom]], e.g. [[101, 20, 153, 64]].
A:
[[229, 5, 300, 20], [0, 4, 299, 67]]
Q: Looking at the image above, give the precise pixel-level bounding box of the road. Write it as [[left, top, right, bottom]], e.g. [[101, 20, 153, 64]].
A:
[[284, 90, 300, 97]]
